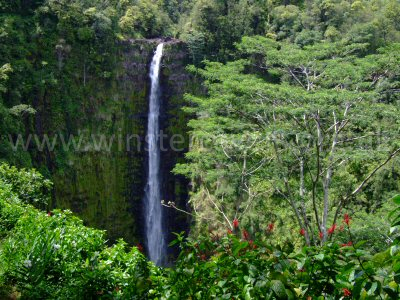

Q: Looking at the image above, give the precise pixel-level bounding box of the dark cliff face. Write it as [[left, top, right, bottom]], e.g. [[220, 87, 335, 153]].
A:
[[31, 39, 198, 246], [160, 41, 196, 258]]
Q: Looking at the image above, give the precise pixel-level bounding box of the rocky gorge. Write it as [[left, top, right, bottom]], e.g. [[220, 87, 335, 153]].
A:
[[24, 39, 198, 256]]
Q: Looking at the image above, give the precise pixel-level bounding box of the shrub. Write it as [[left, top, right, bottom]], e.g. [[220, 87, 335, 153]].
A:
[[0, 203, 160, 299], [0, 163, 52, 210], [1, 164, 399, 299], [164, 207, 398, 299], [0, 172, 159, 299]]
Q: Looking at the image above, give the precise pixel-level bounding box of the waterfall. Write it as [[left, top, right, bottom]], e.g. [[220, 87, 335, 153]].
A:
[[144, 43, 166, 266]]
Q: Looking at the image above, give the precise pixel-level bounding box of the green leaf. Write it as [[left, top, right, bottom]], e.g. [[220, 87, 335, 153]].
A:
[[233, 241, 248, 256], [391, 245, 400, 256], [383, 286, 398, 298], [218, 280, 226, 287], [184, 268, 194, 275], [368, 282, 378, 295], [315, 253, 324, 261], [390, 226, 400, 235], [393, 195, 400, 205], [355, 241, 367, 248], [393, 262, 400, 273], [271, 280, 287, 299], [388, 207, 400, 219], [394, 274, 400, 284]]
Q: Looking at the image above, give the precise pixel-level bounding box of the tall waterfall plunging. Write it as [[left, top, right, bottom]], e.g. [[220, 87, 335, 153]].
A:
[[144, 43, 166, 266]]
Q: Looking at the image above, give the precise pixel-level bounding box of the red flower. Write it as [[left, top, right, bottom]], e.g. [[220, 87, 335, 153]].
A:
[[343, 288, 351, 297], [328, 224, 337, 235], [233, 219, 239, 229], [249, 240, 257, 250], [227, 229, 233, 235], [319, 231, 324, 239], [267, 223, 275, 232], [341, 241, 353, 247], [242, 229, 250, 241], [47, 212, 52, 217], [137, 243, 144, 253], [343, 214, 351, 225], [300, 228, 306, 236]]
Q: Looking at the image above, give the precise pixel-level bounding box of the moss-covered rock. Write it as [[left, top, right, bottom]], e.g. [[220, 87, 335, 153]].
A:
[[27, 39, 200, 246]]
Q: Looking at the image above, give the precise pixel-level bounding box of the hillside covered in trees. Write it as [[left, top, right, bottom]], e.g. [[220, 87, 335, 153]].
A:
[[1, 0, 400, 299]]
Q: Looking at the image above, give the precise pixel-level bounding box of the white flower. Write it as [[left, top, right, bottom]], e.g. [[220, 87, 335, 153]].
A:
[[53, 244, 61, 250], [23, 259, 32, 268]]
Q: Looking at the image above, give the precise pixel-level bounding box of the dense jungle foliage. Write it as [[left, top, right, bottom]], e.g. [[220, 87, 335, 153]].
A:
[[1, 165, 400, 299], [0, 0, 400, 298]]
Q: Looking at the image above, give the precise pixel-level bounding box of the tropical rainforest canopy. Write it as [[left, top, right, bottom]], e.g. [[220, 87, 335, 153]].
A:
[[0, 0, 400, 298]]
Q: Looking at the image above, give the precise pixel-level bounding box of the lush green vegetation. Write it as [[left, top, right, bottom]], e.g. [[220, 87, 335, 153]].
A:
[[176, 36, 400, 245], [1, 164, 400, 298], [0, 165, 159, 299], [1, 0, 400, 298]]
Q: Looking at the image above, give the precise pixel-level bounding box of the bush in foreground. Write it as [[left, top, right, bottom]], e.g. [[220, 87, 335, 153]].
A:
[[0, 165, 162, 299], [1, 164, 400, 299]]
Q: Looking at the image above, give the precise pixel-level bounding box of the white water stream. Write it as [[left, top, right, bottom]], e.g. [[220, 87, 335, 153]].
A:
[[144, 43, 166, 266]]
